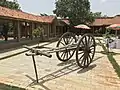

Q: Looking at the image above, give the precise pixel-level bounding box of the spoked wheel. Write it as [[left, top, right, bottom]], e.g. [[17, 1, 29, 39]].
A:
[[76, 34, 96, 68], [56, 32, 77, 61]]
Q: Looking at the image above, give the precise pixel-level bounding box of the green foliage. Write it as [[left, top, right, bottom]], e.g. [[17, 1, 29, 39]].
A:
[[93, 12, 102, 18], [32, 28, 41, 38], [103, 29, 112, 39], [8, 22, 13, 31], [40, 13, 48, 16], [95, 28, 103, 35], [92, 12, 108, 18], [98, 40, 120, 78], [107, 53, 120, 78], [32, 27, 44, 38], [103, 32, 111, 39], [53, 0, 94, 26], [0, 0, 20, 10]]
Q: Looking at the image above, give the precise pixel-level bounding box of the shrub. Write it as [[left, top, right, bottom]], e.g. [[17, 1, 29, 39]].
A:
[[32, 28, 40, 38]]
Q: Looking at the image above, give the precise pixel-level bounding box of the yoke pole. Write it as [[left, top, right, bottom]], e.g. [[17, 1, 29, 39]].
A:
[[32, 55, 39, 83]]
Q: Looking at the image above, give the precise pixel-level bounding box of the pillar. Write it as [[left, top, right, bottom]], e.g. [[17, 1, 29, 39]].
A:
[[47, 24, 50, 39], [30, 22, 34, 39], [25, 22, 27, 38], [13, 20, 17, 39], [17, 20, 20, 42]]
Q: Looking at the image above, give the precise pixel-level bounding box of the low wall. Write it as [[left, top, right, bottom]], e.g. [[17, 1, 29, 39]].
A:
[[0, 38, 41, 50]]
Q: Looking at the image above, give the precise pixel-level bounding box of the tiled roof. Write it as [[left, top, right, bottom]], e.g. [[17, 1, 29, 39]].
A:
[[0, 6, 55, 23], [62, 19, 70, 25], [91, 15, 120, 26], [91, 17, 113, 26], [111, 15, 120, 24]]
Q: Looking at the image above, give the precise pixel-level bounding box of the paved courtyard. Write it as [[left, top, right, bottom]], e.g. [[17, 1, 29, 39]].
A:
[[0, 41, 120, 90]]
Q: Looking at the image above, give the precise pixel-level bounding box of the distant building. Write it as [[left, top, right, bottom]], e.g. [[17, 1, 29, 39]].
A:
[[90, 15, 120, 36]]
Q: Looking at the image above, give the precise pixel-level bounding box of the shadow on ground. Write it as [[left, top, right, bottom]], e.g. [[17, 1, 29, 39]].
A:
[[57, 59, 76, 66], [0, 38, 58, 54], [0, 39, 58, 60], [77, 64, 96, 74], [77, 56, 103, 74], [0, 83, 25, 90], [25, 56, 101, 90]]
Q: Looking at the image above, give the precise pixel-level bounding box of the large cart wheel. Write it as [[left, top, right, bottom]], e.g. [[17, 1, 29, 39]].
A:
[[76, 34, 96, 68], [56, 32, 77, 61]]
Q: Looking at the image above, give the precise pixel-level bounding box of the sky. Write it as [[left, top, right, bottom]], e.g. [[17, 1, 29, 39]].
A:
[[7, 0, 120, 17]]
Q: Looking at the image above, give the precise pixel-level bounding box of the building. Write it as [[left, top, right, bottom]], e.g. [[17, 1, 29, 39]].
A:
[[0, 6, 59, 41], [90, 15, 120, 36], [0, 6, 68, 50]]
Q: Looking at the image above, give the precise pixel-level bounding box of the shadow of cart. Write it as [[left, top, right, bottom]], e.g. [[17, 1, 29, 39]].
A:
[[25, 56, 101, 90]]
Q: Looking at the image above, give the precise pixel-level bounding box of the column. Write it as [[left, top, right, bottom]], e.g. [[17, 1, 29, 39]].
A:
[[31, 22, 34, 39], [25, 22, 27, 38], [17, 20, 20, 42], [47, 24, 50, 39], [13, 20, 17, 39], [29, 22, 32, 40], [54, 24, 56, 37]]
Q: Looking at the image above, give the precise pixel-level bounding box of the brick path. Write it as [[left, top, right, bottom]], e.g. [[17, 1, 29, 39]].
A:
[[0, 41, 120, 90]]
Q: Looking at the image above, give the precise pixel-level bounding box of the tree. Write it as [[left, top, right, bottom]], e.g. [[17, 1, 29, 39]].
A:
[[93, 12, 108, 18], [40, 13, 48, 16], [0, 0, 20, 10], [93, 12, 102, 18], [53, 0, 94, 26]]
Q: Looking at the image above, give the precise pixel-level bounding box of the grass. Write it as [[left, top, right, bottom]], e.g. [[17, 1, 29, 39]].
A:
[[97, 39, 120, 78], [107, 53, 120, 78], [0, 83, 25, 90]]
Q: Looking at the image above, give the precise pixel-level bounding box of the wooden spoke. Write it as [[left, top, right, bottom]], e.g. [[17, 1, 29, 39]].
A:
[[61, 52, 65, 58], [62, 52, 66, 60], [56, 32, 76, 61], [80, 59, 84, 67], [83, 57, 87, 67], [63, 38, 67, 45], [69, 37, 74, 44], [60, 41, 65, 46], [80, 55, 85, 65], [78, 51, 84, 55], [68, 50, 72, 56], [90, 45, 95, 48], [88, 54, 92, 63], [81, 40, 85, 46], [86, 57, 89, 66], [88, 36, 91, 46], [66, 52, 68, 59], [84, 36, 88, 46], [76, 34, 96, 68], [79, 53, 85, 60]]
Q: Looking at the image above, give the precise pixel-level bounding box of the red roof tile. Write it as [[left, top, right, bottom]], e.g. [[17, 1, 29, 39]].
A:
[[111, 15, 120, 24], [0, 6, 55, 23], [62, 19, 70, 25], [91, 15, 120, 26], [91, 17, 113, 26]]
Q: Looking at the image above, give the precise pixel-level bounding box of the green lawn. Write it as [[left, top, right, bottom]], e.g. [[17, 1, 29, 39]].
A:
[[97, 39, 120, 78]]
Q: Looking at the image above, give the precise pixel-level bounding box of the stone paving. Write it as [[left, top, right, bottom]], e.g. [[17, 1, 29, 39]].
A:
[[0, 41, 120, 90]]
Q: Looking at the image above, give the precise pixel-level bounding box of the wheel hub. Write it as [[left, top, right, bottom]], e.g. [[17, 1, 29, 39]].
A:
[[85, 46, 91, 53]]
